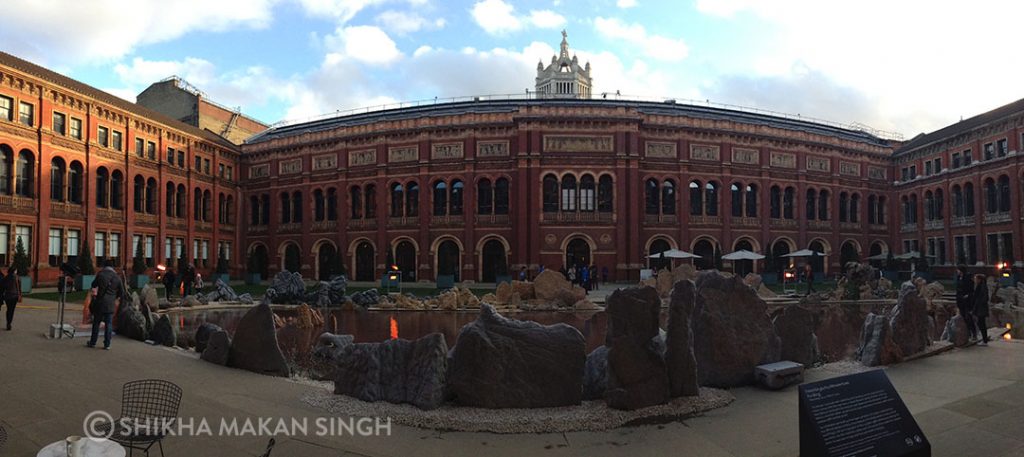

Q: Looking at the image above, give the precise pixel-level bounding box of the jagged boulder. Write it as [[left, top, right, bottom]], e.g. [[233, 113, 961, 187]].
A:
[[605, 286, 661, 347], [692, 271, 781, 387], [495, 282, 513, 304], [351, 289, 381, 307], [311, 333, 355, 380], [941, 315, 971, 347], [333, 333, 448, 410], [181, 295, 202, 307], [116, 298, 149, 342], [140, 284, 160, 312], [890, 282, 932, 356], [227, 303, 290, 377], [606, 335, 670, 410], [666, 280, 699, 397], [266, 271, 306, 304], [201, 330, 230, 365], [194, 323, 223, 353], [533, 270, 583, 307], [582, 345, 609, 401], [857, 312, 903, 366], [305, 275, 348, 306], [815, 302, 867, 362], [449, 304, 585, 408], [511, 280, 535, 300], [772, 305, 819, 366], [204, 279, 240, 302], [743, 273, 763, 291], [151, 314, 177, 347]]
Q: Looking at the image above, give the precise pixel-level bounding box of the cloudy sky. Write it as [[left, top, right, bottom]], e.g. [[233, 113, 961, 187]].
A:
[[3, 0, 1022, 137]]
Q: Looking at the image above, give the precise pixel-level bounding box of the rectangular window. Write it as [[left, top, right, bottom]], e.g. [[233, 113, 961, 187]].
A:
[[177, 150, 185, 167], [934, 158, 941, 172], [194, 156, 202, 171], [67, 229, 80, 264], [223, 242, 231, 261], [967, 235, 977, 265], [927, 238, 936, 266], [1001, 233, 1014, 263], [909, 165, 916, 178], [901, 168, 909, 181], [955, 236, 966, 265], [218, 164, 225, 177], [98, 126, 109, 147], [175, 238, 184, 260], [952, 152, 960, 169], [0, 95, 11, 121], [988, 233, 999, 264], [112, 131, 122, 151], [201, 240, 209, 267], [167, 147, 175, 164], [203, 158, 210, 174], [226, 166, 233, 180], [147, 141, 156, 160], [924, 161, 932, 176], [964, 150, 973, 165], [0, 225, 8, 266], [15, 226, 31, 260], [109, 232, 121, 266], [18, 101, 33, 126], [52, 112, 66, 135], [70, 117, 82, 140], [997, 139, 1008, 157], [135, 138, 144, 157], [132, 235, 142, 261], [145, 235, 155, 267], [193, 239, 200, 262], [95, 232, 106, 261], [984, 142, 994, 160], [937, 238, 946, 266], [48, 228, 63, 267], [165, 237, 172, 261]]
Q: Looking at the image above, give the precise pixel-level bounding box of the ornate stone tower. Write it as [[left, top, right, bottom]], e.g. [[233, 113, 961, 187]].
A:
[[535, 30, 592, 99]]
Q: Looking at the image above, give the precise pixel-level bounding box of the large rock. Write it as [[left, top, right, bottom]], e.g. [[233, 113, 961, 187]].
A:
[[311, 333, 355, 380], [194, 323, 223, 353], [204, 279, 240, 302], [921, 282, 945, 305], [227, 303, 291, 377], [665, 280, 699, 397], [743, 273, 763, 291], [181, 295, 202, 307], [333, 333, 448, 410], [582, 345, 609, 401], [305, 276, 348, 307], [351, 289, 381, 307], [449, 304, 585, 408], [533, 270, 581, 307], [656, 269, 675, 297], [511, 280, 535, 300], [267, 271, 307, 304], [604, 286, 661, 347], [151, 314, 177, 347], [941, 315, 971, 347], [772, 305, 819, 366], [140, 284, 160, 312], [889, 282, 932, 356], [692, 271, 781, 387], [495, 282, 513, 304], [116, 298, 149, 342], [857, 312, 903, 366], [201, 330, 231, 365], [815, 302, 867, 362], [606, 335, 670, 410]]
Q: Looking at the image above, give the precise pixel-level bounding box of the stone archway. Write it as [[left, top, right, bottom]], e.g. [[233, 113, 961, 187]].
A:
[[283, 243, 301, 273], [249, 244, 269, 279], [394, 239, 417, 282], [840, 240, 860, 271], [809, 240, 827, 275], [480, 238, 508, 283], [647, 238, 672, 271], [693, 238, 716, 270], [733, 238, 755, 276], [436, 239, 461, 281], [316, 242, 338, 281], [565, 237, 591, 270], [354, 241, 375, 281]]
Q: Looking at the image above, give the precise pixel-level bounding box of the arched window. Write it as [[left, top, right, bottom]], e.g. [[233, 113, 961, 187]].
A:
[[50, 157, 66, 202], [705, 182, 719, 216], [203, 189, 212, 222], [314, 189, 325, 221], [219, 193, 227, 223], [146, 178, 157, 214], [934, 189, 943, 220], [0, 145, 11, 195], [924, 191, 934, 221], [818, 189, 829, 221], [176, 184, 186, 218], [391, 183, 405, 217], [745, 184, 758, 217], [849, 193, 859, 223], [327, 188, 338, 221], [645, 178, 659, 215], [909, 194, 918, 223], [783, 186, 795, 219], [133, 176, 145, 213], [985, 178, 997, 214], [542, 174, 558, 213], [560, 175, 577, 211], [597, 175, 613, 213], [350, 186, 362, 219], [494, 178, 509, 215], [689, 181, 702, 216], [449, 180, 463, 215], [731, 183, 743, 217], [580, 175, 596, 211], [291, 191, 302, 222], [952, 186, 963, 218], [661, 179, 675, 215], [868, 195, 878, 223], [280, 192, 291, 223], [963, 184, 973, 217], [901, 196, 910, 224], [194, 189, 203, 221], [95, 165, 109, 206], [770, 186, 781, 218], [226, 196, 234, 223], [998, 175, 1011, 213], [68, 161, 82, 204], [806, 189, 817, 220], [432, 181, 447, 216], [364, 184, 376, 218], [169, 183, 178, 218], [405, 182, 418, 217], [839, 192, 849, 222], [15, 150, 33, 198], [477, 179, 492, 215], [877, 196, 886, 223], [249, 195, 260, 225]]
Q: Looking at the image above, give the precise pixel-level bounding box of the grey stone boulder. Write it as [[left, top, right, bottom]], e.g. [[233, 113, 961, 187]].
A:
[[604, 286, 661, 347], [151, 314, 177, 347], [227, 303, 291, 377], [201, 330, 231, 365], [140, 284, 160, 312], [351, 288, 381, 307], [692, 271, 781, 387], [267, 271, 307, 304], [333, 332, 448, 410], [311, 332, 355, 380], [195, 323, 223, 353], [449, 304, 585, 408], [582, 345, 609, 401], [181, 295, 202, 307], [116, 300, 149, 342], [889, 282, 931, 356], [772, 305, 819, 366], [237, 293, 254, 304], [941, 315, 971, 347], [857, 312, 903, 366], [666, 280, 699, 397], [606, 335, 670, 410], [306, 275, 348, 306], [205, 279, 240, 302]]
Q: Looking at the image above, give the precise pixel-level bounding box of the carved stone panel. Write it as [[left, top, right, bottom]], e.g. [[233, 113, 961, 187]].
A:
[[645, 141, 677, 159], [868, 166, 887, 180], [312, 154, 337, 171], [388, 146, 418, 163], [806, 156, 831, 173], [349, 149, 377, 167], [732, 147, 759, 165], [689, 144, 720, 161], [542, 135, 614, 153], [839, 161, 861, 177], [770, 152, 796, 169], [279, 158, 302, 175], [477, 141, 509, 158], [431, 142, 464, 160], [249, 164, 270, 179]]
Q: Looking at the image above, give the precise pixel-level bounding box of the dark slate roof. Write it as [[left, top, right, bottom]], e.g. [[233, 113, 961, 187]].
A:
[[0, 51, 238, 150], [246, 98, 894, 150], [895, 96, 1024, 156]]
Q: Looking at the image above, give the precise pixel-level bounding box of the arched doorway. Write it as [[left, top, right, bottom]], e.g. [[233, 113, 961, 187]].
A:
[[480, 239, 507, 283], [250, 244, 269, 279], [693, 239, 716, 270], [840, 241, 859, 271], [437, 240, 461, 281], [770, 239, 793, 279], [317, 242, 338, 281], [283, 243, 301, 273], [648, 238, 672, 271], [565, 238, 591, 269], [394, 240, 417, 282], [734, 239, 755, 276], [355, 241, 375, 281], [869, 241, 886, 268], [809, 240, 827, 276]]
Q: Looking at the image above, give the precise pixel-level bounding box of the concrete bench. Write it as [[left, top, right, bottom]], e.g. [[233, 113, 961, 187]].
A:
[[755, 361, 804, 390]]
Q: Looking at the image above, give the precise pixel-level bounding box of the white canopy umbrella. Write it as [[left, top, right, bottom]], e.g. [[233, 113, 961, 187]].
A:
[[894, 251, 921, 260], [782, 249, 825, 258], [865, 252, 890, 261], [721, 249, 765, 260], [646, 249, 702, 259]]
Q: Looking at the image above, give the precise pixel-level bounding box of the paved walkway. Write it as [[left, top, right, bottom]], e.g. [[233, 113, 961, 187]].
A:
[[3, 300, 1024, 456]]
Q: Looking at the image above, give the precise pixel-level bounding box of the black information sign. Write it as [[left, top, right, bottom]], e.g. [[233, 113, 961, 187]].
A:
[[799, 369, 930, 457]]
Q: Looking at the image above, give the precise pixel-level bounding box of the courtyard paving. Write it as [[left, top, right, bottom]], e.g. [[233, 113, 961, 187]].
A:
[[2, 298, 1024, 456]]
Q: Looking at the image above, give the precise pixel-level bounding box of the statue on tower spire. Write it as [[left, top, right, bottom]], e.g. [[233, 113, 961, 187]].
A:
[[559, 29, 570, 59]]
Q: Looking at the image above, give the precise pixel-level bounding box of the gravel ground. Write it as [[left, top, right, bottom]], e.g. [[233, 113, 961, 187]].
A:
[[297, 381, 734, 433]]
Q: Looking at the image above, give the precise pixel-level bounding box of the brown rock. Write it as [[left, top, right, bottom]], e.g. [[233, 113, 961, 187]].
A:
[[296, 303, 315, 329], [816, 303, 868, 362], [606, 335, 670, 410], [511, 280, 535, 300], [573, 298, 600, 310], [743, 273, 763, 291], [534, 270, 574, 305], [227, 303, 291, 377], [656, 269, 675, 297], [605, 286, 662, 347], [889, 282, 931, 356], [495, 282, 512, 304], [666, 280, 699, 397], [857, 312, 903, 366], [772, 305, 818, 366]]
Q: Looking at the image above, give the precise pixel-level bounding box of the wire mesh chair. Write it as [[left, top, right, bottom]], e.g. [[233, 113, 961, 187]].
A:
[[99, 379, 183, 457]]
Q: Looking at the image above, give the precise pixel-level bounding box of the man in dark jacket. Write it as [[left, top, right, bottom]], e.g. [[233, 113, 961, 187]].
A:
[[973, 274, 990, 346], [955, 267, 977, 340], [88, 260, 124, 349]]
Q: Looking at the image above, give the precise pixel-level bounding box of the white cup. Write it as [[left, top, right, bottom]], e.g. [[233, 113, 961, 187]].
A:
[[65, 435, 85, 457]]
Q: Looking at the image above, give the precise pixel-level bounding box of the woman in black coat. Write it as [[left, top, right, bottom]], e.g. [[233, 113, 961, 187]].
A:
[[955, 268, 977, 340], [972, 274, 990, 345]]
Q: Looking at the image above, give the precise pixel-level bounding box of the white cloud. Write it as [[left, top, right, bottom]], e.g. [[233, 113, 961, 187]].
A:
[[323, 25, 403, 65], [528, 10, 566, 29], [616, 0, 638, 8], [375, 10, 445, 34], [294, 0, 384, 22], [113, 57, 217, 88], [0, 0, 278, 64], [593, 17, 688, 62], [471, 0, 522, 34]]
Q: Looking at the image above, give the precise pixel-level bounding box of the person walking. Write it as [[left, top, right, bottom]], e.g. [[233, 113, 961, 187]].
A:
[[88, 260, 124, 350], [804, 263, 816, 296], [972, 274, 990, 346], [580, 265, 590, 294], [1, 266, 21, 330], [601, 265, 609, 285], [955, 267, 977, 340], [182, 263, 196, 297], [162, 268, 178, 300], [567, 266, 577, 285], [519, 266, 527, 282]]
